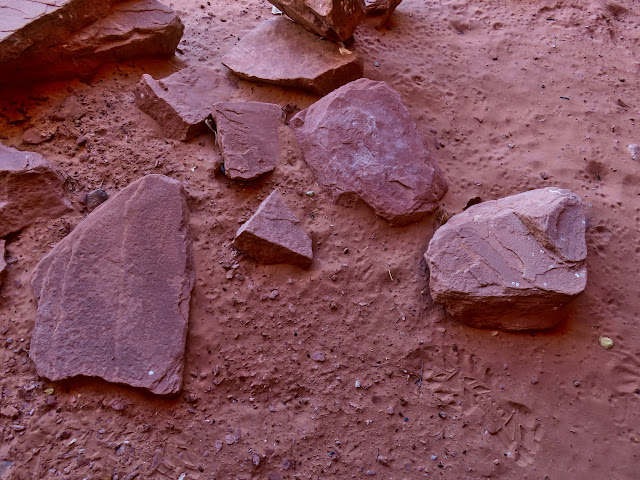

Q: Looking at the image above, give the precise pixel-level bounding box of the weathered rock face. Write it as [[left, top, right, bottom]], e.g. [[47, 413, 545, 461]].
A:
[[290, 78, 448, 225], [212, 102, 283, 181], [222, 18, 363, 96], [425, 188, 587, 331], [365, 0, 402, 26], [136, 66, 238, 141], [0, 142, 72, 238], [267, 0, 366, 42], [0, 240, 6, 287], [30, 175, 195, 395], [234, 190, 313, 268], [365, 0, 402, 16], [0, 0, 184, 84]]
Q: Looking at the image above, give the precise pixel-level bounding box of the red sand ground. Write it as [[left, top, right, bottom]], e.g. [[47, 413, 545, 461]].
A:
[[1, 0, 639, 478]]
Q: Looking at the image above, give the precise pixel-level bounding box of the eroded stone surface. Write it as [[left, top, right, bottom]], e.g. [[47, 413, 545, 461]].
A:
[[212, 101, 283, 181], [222, 18, 363, 96], [0, 142, 72, 238], [0, 0, 183, 84], [425, 187, 587, 331], [267, 0, 366, 42], [136, 66, 238, 141], [290, 78, 447, 225], [234, 189, 313, 268], [30, 175, 195, 395]]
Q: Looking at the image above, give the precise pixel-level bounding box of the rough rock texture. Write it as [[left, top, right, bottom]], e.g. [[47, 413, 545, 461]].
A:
[[425, 188, 587, 331], [365, 0, 402, 26], [0, 240, 6, 287], [0, 142, 72, 238], [82, 189, 109, 212], [266, 0, 366, 42], [222, 18, 363, 96], [234, 189, 313, 268], [0, 0, 184, 84], [136, 66, 238, 141], [212, 101, 283, 181], [365, 0, 402, 16], [30, 175, 195, 395], [290, 78, 448, 225]]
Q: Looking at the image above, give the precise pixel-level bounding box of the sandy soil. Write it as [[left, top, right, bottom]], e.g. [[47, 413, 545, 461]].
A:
[[1, 0, 639, 478]]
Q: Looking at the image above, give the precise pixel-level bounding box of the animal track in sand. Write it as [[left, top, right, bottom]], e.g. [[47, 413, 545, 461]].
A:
[[423, 349, 542, 467]]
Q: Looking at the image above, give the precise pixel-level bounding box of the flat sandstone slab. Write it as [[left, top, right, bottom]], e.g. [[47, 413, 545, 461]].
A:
[[234, 189, 313, 268], [30, 175, 195, 395], [213, 101, 283, 181], [290, 78, 448, 225], [0, 0, 183, 84], [222, 17, 363, 96], [136, 66, 238, 141], [0, 142, 72, 237], [425, 187, 587, 331]]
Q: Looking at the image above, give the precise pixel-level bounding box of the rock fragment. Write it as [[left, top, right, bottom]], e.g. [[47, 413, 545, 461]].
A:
[[266, 0, 366, 42], [222, 18, 363, 96], [82, 189, 109, 213], [290, 78, 448, 225], [30, 175, 195, 395], [0, 142, 72, 238], [234, 189, 313, 268], [212, 102, 283, 181], [135, 66, 238, 141], [425, 187, 587, 330], [0, 0, 184, 84], [365, 0, 402, 26]]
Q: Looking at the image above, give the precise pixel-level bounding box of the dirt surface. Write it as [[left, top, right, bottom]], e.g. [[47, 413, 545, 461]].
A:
[[1, 0, 639, 478]]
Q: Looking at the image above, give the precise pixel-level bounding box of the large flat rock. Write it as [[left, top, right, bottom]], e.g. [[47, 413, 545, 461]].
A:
[[136, 66, 238, 141], [267, 0, 366, 42], [234, 189, 313, 268], [290, 78, 448, 225], [30, 175, 195, 395], [425, 188, 587, 331], [222, 17, 363, 96], [0, 0, 183, 84], [0, 142, 72, 238], [213, 101, 283, 181]]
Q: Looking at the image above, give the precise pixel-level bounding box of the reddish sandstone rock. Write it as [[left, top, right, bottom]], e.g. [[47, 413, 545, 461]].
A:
[[0, 142, 72, 238], [290, 78, 448, 225], [222, 18, 363, 96], [267, 0, 366, 42], [30, 175, 195, 395], [425, 188, 587, 331], [0, 240, 6, 287], [234, 190, 313, 268], [136, 66, 238, 141], [212, 102, 283, 181], [0, 0, 184, 84], [365, 0, 402, 26]]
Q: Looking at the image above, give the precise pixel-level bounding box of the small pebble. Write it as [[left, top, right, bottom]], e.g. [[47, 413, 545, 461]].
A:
[[540, 172, 550, 180], [599, 336, 614, 349], [573, 381, 580, 387], [438, 412, 446, 419], [530, 376, 538, 385], [374, 61, 381, 67]]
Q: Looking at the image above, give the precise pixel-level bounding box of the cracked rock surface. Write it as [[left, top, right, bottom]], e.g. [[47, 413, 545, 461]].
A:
[[425, 187, 587, 331], [30, 174, 195, 395]]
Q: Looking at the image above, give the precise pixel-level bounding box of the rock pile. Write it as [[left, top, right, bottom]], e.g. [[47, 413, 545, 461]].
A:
[[425, 188, 587, 331], [0, 0, 184, 84]]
